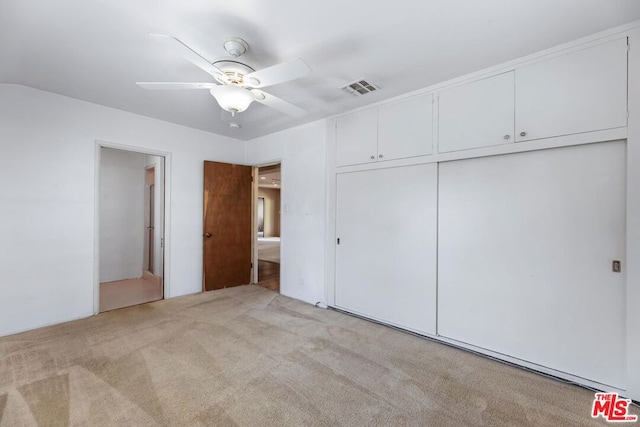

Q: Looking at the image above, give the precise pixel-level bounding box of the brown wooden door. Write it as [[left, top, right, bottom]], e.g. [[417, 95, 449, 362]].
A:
[[203, 161, 252, 291]]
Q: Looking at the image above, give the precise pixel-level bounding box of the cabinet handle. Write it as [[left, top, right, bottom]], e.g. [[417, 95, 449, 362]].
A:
[[378, 154, 384, 159], [504, 135, 510, 140], [520, 131, 527, 137], [370, 155, 375, 160]]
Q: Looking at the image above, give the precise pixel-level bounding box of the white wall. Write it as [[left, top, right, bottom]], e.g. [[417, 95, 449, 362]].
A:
[[0, 84, 244, 337], [99, 148, 145, 282], [245, 120, 327, 305]]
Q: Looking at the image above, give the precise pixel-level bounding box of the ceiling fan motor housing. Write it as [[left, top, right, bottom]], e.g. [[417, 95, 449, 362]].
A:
[[211, 60, 255, 85]]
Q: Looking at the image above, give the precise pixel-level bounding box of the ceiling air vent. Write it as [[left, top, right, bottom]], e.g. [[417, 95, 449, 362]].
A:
[[341, 79, 379, 95]]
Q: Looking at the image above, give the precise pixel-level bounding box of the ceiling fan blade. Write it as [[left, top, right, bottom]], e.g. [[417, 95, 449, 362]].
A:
[[136, 82, 217, 90], [244, 59, 311, 88], [251, 90, 307, 117], [150, 34, 229, 82]]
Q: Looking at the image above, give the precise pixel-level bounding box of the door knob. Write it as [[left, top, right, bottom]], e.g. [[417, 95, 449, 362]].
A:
[[378, 154, 384, 159], [520, 131, 527, 137], [504, 135, 510, 140], [204, 233, 212, 238], [370, 155, 375, 160]]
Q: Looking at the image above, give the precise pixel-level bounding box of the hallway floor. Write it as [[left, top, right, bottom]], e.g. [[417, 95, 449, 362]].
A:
[[257, 237, 280, 293], [99, 273, 163, 312], [257, 260, 280, 293]]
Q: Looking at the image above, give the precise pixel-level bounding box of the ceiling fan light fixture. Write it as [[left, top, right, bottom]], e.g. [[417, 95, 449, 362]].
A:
[[209, 85, 254, 114]]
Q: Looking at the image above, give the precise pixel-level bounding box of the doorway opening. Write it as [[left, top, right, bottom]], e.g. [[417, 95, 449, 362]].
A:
[[98, 147, 165, 312], [255, 163, 281, 293]]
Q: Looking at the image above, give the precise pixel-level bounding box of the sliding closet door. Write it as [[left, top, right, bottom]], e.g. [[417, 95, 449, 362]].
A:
[[438, 141, 626, 388], [335, 164, 438, 335]]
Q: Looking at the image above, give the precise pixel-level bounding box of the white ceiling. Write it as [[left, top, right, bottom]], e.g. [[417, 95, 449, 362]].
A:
[[2, 1, 640, 140]]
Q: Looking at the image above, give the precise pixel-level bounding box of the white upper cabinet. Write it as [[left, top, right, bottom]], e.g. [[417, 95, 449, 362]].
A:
[[336, 109, 378, 167], [438, 72, 515, 153], [378, 93, 433, 161], [338, 37, 628, 165], [335, 94, 433, 167], [515, 38, 628, 142]]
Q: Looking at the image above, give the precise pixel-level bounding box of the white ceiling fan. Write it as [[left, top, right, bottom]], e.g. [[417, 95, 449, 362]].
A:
[[137, 34, 312, 119]]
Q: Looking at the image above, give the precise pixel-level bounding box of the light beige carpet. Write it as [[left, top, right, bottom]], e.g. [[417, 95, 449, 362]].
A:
[[257, 238, 280, 263], [0, 285, 634, 426]]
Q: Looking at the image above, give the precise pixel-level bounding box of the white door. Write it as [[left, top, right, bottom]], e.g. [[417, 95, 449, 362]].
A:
[[438, 71, 515, 153], [336, 109, 378, 167], [438, 141, 626, 388], [515, 38, 628, 142], [378, 94, 433, 161], [335, 164, 438, 335]]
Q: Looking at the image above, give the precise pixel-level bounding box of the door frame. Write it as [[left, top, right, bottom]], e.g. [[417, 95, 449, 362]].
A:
[[252, 161, 282, 285], [93, 140, 172, 315]]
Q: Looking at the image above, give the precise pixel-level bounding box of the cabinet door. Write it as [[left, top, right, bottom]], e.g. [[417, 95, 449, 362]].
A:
[[515, 38, 627, 142], [438, 141, 626, 388], [438, 71, 515, 153], [378, 94, 433, 161], [335, 164, 438, 334], [335, 109, 378, 167]]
